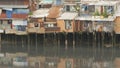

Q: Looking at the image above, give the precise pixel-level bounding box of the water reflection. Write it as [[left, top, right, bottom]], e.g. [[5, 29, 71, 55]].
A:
[[0, 34, 120, 68]]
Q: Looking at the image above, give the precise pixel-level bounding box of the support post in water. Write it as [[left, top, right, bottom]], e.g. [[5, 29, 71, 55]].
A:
[[0, 34, 1, 51], [73, 32, 75, 49], [65, 32, 68, 49], [27, 34, 30, 52]]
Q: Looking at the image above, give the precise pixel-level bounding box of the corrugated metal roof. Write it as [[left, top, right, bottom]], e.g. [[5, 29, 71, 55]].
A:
[[12, 14, 28, 19], [0, 0, 29, 8], [31, 9, 49, 18], [0, 13, 28, 19], [94, 1, 118, 6], [115, 5, 120, 17], [47, 6, 62, 18], [75, 16, 115, 21], [57, 12, 78, 20], [40, 0, 54, 4], [0, 0, 28, 5]]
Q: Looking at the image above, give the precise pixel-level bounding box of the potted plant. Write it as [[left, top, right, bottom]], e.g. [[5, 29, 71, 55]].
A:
[[102, 10, 108, 18], [74, 3, 80, 16], [93, 10, 100, 18]]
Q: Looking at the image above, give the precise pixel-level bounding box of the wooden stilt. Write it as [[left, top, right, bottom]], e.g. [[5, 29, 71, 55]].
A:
[[57, 33, 60, 46], [22, 35, 24, 48], [73, 32, 75, 49], [54, 32, 56, 45], [27, 34, 30, 52], [65, 32, 68, 50], [35, 33, 38, 53], [0, 34, 1, 52], [43, 33, 46, 55], [14, 35, 17, 46]]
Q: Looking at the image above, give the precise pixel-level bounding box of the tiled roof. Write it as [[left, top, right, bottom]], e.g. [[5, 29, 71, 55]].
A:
[[47, 6, 62, 18]]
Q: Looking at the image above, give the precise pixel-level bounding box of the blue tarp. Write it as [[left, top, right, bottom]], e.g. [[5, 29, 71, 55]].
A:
[[6, 10, 12, 18], [55, 0, 62, 5]]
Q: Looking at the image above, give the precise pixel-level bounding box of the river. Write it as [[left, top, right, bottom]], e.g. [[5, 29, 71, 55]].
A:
[[0, 33, 120, 68]]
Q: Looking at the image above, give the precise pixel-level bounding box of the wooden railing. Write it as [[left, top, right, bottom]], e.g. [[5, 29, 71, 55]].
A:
[[45, 27, 60, 32]]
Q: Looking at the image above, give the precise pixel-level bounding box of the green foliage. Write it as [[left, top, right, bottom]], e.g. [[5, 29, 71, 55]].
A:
[[28, 12, 33, 15], [74, 5, 80, 12], [93, 10, 100, 16], [101, 10, 108, 18]]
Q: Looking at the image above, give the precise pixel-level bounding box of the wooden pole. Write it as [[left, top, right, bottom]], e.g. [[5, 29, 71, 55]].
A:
[[73, 32, 75, 49], [111, 31, 114, 60], [27, 34, 30, 52], [43, 33, 46, 55], [57, 33, 60, 46], [65, 32, 68, 50], [35, 33, 38, 53], [0, 34, 1, 52], [14, 35, 17, 46], [22, 35, 24, 48]]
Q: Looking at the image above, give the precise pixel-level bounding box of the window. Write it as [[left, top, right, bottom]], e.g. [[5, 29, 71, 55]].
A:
[[66, 5, 70, 11], [65, 20, 72, 30], [44, 23, 55, 28], [65, 60, 72, 68], [104, 6, 114, 15], [48, 24, 54, 27], [64, 5, 76, 12], [81, 4, 88, 12], [8, 20, 12, 24], [88, 5, 95, 14], [0, 20, 2, 24]]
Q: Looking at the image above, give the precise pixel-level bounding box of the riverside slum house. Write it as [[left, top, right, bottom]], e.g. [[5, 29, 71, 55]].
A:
[[28, 0, 63, 33], [56, 0, 120, 34], [0, 0, 120, 35], [114, 2, 120, 34], [56, 1, 79, 33], [0, 0, 29, 35], [75, 1, 119, 33]]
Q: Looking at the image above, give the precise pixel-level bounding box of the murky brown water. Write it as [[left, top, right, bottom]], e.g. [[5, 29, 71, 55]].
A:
[[0, 33, 120, 68]]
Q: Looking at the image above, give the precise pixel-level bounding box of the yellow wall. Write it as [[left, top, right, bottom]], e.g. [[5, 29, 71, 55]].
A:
[[58, 58, 74, 68], [114, 17, 120, 34], [57, 20, 75, 33]]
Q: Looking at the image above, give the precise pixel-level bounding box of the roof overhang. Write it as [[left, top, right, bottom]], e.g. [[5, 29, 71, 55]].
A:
[[31, 9, 49, 18], [94, 1, 118, 6], [57, 12, 78, 20], [75, 16, 116, 21], [0, 5, 29, 8]]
